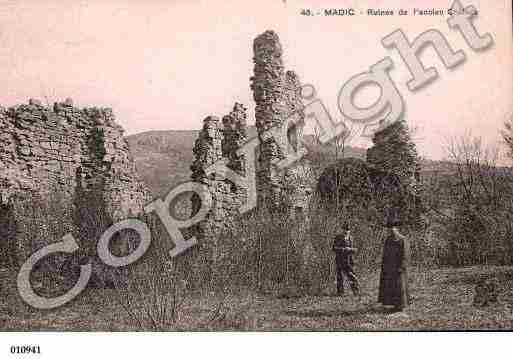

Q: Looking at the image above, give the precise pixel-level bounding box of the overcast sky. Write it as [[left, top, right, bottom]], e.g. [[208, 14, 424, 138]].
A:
[[0, 0, 511, 160]]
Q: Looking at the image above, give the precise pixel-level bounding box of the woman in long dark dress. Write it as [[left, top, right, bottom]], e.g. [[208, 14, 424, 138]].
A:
[[378, 222, 410, 311]]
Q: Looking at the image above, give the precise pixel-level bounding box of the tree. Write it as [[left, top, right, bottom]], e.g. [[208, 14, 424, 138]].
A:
[[443, 135, 513, 266], [367, 119, 419, 182], [366, 119, 422, 225]]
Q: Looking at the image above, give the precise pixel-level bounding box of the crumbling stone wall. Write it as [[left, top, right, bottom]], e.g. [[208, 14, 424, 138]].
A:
[[282, 70, 312, 218], [0, 98, 149, 270], [190, 104, 248, 243], [188, 31, 317, 292], [251, 30, 288, 210], [188, 105, 250, 292], [250, 30, 315, 294], [222, 103, 248, 176], [251, 30, 312, 215]]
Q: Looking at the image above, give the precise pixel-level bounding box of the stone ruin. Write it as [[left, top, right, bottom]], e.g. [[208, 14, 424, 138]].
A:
[[251, 30, 312, 217], [189, 31, 316, 294], [190, 104, 248, 241], [191, 30, 313, 246], [188, 104, 249, 285], [0, 98, 150, 280]]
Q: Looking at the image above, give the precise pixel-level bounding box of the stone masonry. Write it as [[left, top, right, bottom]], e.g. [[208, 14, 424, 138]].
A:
[[0, 98, 150, 272], [282, 70, 312, 218], [222, 103, 248, 177], [188, 31, 317, 292], [251, 30, 288, 209], [192, 30, 313, 242], [190, 104, 248, 243], [251, 30, 312, 215]]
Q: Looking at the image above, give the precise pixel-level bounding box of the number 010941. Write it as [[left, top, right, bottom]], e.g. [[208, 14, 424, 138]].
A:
[[10, 346, 41, 355]]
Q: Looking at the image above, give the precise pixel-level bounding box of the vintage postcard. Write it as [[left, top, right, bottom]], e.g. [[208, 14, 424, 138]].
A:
[[0, 0, 512, 356]]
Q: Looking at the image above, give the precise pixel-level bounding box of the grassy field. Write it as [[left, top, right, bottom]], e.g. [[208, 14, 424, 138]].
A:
[[1, 265, 513, 331]]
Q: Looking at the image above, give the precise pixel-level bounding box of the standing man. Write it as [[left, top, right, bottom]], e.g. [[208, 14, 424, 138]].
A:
[[378, 219, 411, 312], [332, 223, 360, 297]]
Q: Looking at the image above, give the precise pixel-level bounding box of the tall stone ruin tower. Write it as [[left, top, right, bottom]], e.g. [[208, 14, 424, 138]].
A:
[[188, 32, 317, 292], [190, 30, 313, 245], [251, 30, 312, 216]]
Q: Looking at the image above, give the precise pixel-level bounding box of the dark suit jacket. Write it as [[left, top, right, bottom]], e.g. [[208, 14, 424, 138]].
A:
[[332, 234, 354, 268]]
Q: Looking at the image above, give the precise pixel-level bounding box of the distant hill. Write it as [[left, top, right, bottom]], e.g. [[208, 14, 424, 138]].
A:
[[127, 128, 258, 197], [126, 130, 198, 197], [126, 128, 367, 197], [128, 127, 510, 200]]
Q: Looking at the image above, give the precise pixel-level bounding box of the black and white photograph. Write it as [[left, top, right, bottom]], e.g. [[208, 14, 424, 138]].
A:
[[0, 0, 512, 357]]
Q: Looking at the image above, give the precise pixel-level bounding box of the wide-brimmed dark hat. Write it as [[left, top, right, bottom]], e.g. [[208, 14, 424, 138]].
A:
[[385, 219, 402, 228]]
